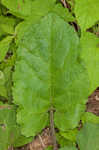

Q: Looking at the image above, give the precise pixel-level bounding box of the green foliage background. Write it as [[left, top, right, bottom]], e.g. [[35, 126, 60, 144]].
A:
[[0, 0, 99, 150]]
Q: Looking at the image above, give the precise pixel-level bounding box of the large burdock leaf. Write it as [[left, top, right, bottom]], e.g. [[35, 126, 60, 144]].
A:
[[80, 32, 99, 94], [13, 13, 89, 137], [14, 3, 75, 46], [74, 0, 99, 31], [77, 123, 99, 150]]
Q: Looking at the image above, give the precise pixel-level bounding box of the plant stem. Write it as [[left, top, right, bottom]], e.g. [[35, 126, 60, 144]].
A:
[[50, 108, 57, 150], [38, 134, 45, 149]]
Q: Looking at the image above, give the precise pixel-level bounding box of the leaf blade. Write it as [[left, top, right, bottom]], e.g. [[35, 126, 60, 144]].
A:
[[13, 13, 89, 137], [74, 0, 99, 31], [0, 36, 13, 62], [77, 123, 99, 150], [80, 32, 99, 94]]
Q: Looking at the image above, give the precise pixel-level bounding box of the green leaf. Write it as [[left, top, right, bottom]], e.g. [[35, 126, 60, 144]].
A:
[[60, 129, 78, 142], [0, 102, 33, 149], [0, 70, 7, 97], [13, 134, 33, 148], [0, 29, 4, 39], [45, 146, 53, 150], [3, 67, 13, 103], [1, 0, 33, 18], [52, 3, 75, 22], [0, 36, 13, 62], [29, 0, 56, 20], [0, 16, 17, 34], [56, 133, 74, 148], [15, 3, 75, 44], [0, 2, 8, 16], [15, 20, 39, 46], [80, 32, 99, 94], [77, 123, 99, 150], [13, 13, 89, 137], [54, 96, 86, 131], [0, 104, 18, 150], [74, 0, 99, 31], [0, 61, 16, 101], [1, 0, 55, 19], [0, 5, 2, 15], [81, 112, 99, 124], [67, 0, 75, 12], [59, 146, 77, 150]]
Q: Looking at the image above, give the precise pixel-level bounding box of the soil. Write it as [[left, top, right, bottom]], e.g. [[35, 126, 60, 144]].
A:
[[86, 87, 99, 115], [15, 128, 52, 150], [12, 87, 99, 150]]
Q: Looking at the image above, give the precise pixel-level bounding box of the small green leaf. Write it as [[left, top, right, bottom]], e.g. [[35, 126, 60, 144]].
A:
[[60, 129, 78, 142], [0, 2, 8, 16], [77, 123, 99, 150], [1, 0, 56, 19], [56, 133, 73, 148], [45, 146, 53, 150], [0, 36, 13, 62], [1, 0, 33, 18], [0, 70, 7, 98], [52, 3, 75, 22], [0, 103, 33, 149], [0, 16, 17, 34], [0, 5, 2, 15], [80, 32, 99, 94], [3, 67, 13, 103], [81, 112, 99, 124], [59, 146, 77, 150], [0, 104, 18, 150], [74, 0, 99, 31], [13, 135, 33, 148]]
